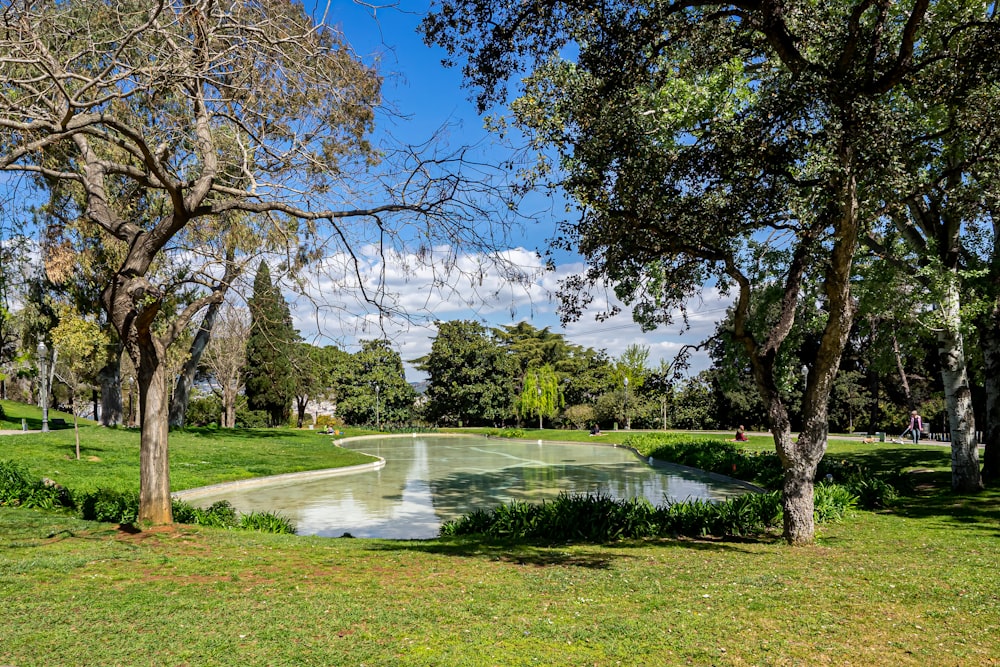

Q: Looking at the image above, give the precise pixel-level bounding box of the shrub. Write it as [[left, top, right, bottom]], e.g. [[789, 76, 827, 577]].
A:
[[441, 490, 788, 542], [0, 460, 73, 510], [185, 396, 222, 427], [239, 511, 296, 534], [813, 483, 859, 522], [562, 404, 597, 430], [172, 499, 240, 528], [315, 415, 345, 429], [78, 488, 140, 524], [487, 428, 525, 439]]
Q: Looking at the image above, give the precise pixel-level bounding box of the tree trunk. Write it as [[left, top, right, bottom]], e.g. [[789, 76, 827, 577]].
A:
[[892, 335, 913, 411], [169, 294, 224, 428], [938, 283, 982, 492], [98, 346, 123, 427], [981, 317, 1000, 484], [224, 392, 236, 429], [72, 395, 80, 460], [136, 338, 173, 525], [296, 395, 308, 429]]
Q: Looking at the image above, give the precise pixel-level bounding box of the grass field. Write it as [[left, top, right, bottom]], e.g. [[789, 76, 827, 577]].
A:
[[2, 400, 998, 665]]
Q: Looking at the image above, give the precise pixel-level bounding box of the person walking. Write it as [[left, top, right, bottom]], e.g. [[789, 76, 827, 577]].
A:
[[906, 410, 923, 444]]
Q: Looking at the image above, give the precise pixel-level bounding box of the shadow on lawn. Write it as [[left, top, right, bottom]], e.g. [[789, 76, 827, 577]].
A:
[[177, 427, 311, 440], [366, 533, 773, 569], [888, 481, 1000, 537], [829, 445, 952, 474]]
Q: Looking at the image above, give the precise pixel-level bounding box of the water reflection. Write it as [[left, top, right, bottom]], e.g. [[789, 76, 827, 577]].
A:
[[189, 436, 751, 539]]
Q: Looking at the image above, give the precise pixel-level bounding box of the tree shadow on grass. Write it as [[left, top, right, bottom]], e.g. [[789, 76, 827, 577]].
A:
[[364, 533, 776, 569], [887, 478, 1000, 537], [829, 445, 952, 474], [176, 427, 301, 440]]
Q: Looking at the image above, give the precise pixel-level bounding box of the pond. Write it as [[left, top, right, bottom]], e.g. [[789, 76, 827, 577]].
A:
[[182, 435, 754, 539]]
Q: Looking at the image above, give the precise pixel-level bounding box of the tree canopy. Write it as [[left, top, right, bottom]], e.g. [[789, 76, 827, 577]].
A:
[[423, 0, 1000, 542]]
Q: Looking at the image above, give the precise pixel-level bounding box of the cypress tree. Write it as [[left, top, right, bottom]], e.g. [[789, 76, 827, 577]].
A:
[[244, 262, 297, 426]]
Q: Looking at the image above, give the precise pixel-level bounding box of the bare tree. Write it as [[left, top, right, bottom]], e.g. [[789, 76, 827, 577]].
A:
[[0, 0, 518, 524], [202, 303, 249, 429]]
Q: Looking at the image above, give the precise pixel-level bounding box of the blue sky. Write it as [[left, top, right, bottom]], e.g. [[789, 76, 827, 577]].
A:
[[285, 1, 732, 380]]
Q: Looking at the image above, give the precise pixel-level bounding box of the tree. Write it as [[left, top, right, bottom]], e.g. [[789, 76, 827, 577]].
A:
[[517, 364, 563, 429], [49, 306, 109, 459], [202, 304, 249, 429], [245, 262, 297, 427], [614, 344, 649, 430], [423, 0, 999, 543], [0, 0, 517, 526], [335, 339, 415, 427], [418, 320, 516, 426]]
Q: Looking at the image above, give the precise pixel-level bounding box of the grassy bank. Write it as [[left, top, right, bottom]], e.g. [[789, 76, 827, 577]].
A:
[[2, 402, 998, 664], [0, 399, 376, 493]]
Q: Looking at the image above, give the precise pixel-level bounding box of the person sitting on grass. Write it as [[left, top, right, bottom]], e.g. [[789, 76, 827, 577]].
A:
[[589, 424, 602, 436], [734, 425, 749, 442]]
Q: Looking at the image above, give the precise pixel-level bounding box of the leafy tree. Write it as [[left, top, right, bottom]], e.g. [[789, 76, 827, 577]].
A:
[[0, 0, 515, 525], [423, 0, 998, 543], [418, 320, 517, 426], [245, 263, 297, 427], [517, 364, 563, 429], [49, 305, 109, 459], [336, 340, 415, 427], [614, 344, 649, 430]]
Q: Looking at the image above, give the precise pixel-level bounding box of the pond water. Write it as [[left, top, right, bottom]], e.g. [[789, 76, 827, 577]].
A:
[[185, 435, 753, 539]]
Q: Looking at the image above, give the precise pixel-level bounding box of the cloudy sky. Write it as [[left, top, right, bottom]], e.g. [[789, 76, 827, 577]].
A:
[[291, 2, 733, 381]]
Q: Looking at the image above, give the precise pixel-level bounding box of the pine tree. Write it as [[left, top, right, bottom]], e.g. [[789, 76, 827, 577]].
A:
[[244, 262, 297, 427]]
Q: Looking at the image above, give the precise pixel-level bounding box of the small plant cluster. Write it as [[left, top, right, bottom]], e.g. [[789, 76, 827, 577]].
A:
[[622, 434, 898, 509], [440, 491, 789, 541], [486, 428, 525, 439], [0, 460, 72, 510], [382, 425, 439, 434], [0, 459, 295, 534]]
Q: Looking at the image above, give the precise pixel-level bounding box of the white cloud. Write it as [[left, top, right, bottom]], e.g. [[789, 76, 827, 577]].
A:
[[286, 244, 731, 382]]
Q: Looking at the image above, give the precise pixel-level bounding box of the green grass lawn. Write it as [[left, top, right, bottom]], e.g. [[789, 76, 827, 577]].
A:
[[2, 401, 998, 665]]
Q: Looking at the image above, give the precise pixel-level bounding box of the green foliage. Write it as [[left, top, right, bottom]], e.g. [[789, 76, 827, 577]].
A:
[[812, 483, 859, 523], [78, 488, 140, 524], [315, 414, 345, 429], [334, 339, 415, 427], [171, 499, 239, 528], [418, 320, 518, 426], [186, 395, 222, 427], [517, 364, 563, 428], [561, 403, 596, 429], [0, 460, 73, 510], [623, 434, 900, 511], [244, 262, 297, 427], [440, 490, 789, 541], [486, 428, 524, 439], [239, 510, 296, 534]]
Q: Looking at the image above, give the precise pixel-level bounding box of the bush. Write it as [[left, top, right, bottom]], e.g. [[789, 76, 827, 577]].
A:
[[441, 490, 788, 542], [78, 488, 140, 524], [487, 428, 525, 439], [562, 404, 596, 430], [0, 460, 73, 510], [315, 415, 345, 429], [171, 499, 240, 528], [812, 483, 859, 522], [186, 396, 222, 427], [239, 511, 296, 534]]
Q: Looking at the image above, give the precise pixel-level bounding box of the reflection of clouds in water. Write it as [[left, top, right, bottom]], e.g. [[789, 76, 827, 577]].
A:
[[191, 436, 752, 539]]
